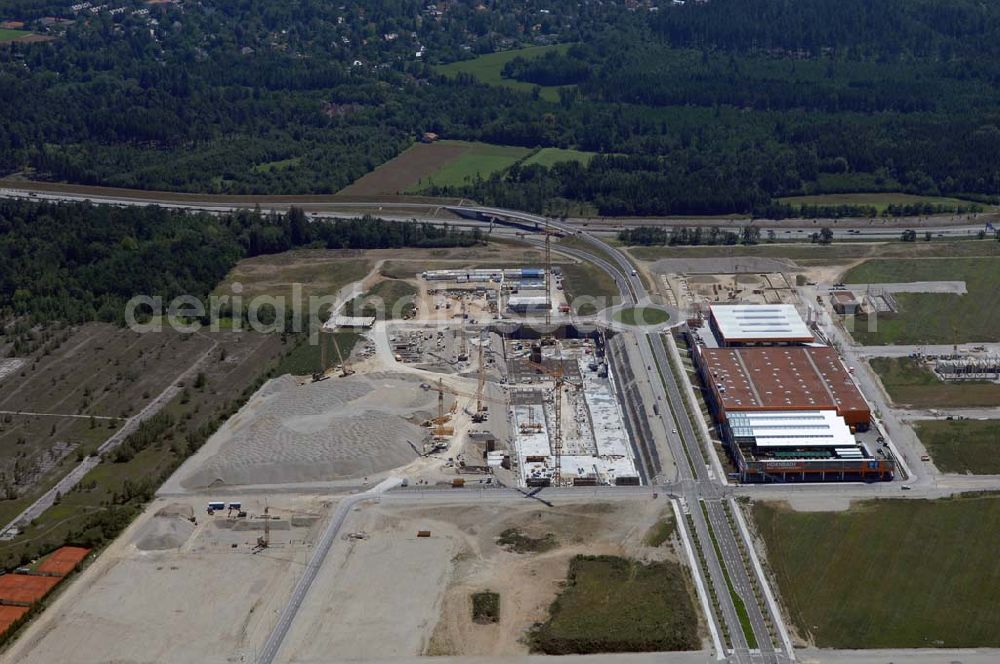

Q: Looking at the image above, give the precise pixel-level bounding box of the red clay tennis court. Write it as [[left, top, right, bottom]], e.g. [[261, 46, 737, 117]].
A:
[[36, 546, 91, 577], [0, 605, 29, 634], [0, 574, 60, 606]]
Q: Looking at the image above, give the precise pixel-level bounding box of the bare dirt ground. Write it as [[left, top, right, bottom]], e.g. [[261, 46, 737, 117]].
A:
[[5, 493, 335, 664], [214, 248, 375, 302], [279, 498, 700, 661], [339, 143, 468, 196]]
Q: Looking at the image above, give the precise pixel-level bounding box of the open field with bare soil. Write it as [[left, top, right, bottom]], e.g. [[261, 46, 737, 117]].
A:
[[4, 493, 334, 664], [213, 249, 374, 303], [340, 140, 530, 196], [3, 494, 703, 663], [217, 244, 547, 305], [338, 141, 470, 196], [171, 371, 440, 489], [280, 498, 703, 660]]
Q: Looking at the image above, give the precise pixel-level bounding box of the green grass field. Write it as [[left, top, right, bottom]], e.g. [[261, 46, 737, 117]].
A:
[[0, 28, 30, 42], [844, 257, 1000, 344], [436, 44, 571, 102], [472, 591, 501, 624], [530, 555, 699, 654], [346, 279, 418, 319], [914, 419, 1000, 474], [628, 241, 1000, 263], [777, 192, 985, 213], [870, 357, 1000, 408], [560, 263, 620, 315], [273, 333, 360, 376], [754, 495, 1000, 648], [410, 140, 531, 190], [643, 517, 676, 548], [613, 306, 670, 326], [523, 148, 595, 168]]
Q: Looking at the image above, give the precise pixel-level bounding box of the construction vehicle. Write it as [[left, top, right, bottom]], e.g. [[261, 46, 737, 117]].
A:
[[315, 327, 354, 381]]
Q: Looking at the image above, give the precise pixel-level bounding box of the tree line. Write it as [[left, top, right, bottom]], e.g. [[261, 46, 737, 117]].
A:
[[0, 200, 480, 325], [2, 0, 1000, 214]]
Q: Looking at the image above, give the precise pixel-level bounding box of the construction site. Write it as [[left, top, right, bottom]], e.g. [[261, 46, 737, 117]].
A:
[[2, 251, 662, 663]]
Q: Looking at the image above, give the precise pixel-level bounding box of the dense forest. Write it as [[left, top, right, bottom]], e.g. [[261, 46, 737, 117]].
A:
[[2, 0, 1000, 214], [0, 199, 479, 324]]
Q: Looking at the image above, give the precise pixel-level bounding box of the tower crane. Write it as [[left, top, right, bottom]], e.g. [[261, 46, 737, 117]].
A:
[[457, 298, 469, 361], [544, 225, 553, 329], [526, 359, 582, 487], [475, 331, 487, 418], [421, 377, 508, 424], [253, 501, 271, 553]]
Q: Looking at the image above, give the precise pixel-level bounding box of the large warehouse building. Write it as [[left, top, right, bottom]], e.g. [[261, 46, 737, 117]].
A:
[[696, 345, 870, 427], [725, 410, 893, 483], [709, 304, 815, 347], [690, 304, 893, 483]]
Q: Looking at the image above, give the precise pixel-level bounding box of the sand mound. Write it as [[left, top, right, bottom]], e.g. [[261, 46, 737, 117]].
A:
[[155, 503, 194, 519], [181, 372, 441, 488], [136, 516, 196, 551]]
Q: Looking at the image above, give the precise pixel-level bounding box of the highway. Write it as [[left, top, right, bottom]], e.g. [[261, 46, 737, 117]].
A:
[[12, 185, 994, 663], [1, 183, 991, 240]]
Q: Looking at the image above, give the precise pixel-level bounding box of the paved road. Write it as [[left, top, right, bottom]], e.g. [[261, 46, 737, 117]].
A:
[[896, 407, 1000, 420], [10, 188, 995, 661], [854, 342, 1000, 357], [491, 206, 793, 663], [2, 184, 990, 240], [0, 410, 116, 420]]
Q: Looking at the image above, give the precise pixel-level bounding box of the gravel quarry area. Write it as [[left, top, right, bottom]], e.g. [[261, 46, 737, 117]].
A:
[[172, 371, 443, 490]]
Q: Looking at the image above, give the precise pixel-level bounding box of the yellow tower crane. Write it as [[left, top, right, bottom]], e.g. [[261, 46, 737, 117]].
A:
[[527, 359, 582, 487], [422, 377, 508, 426]]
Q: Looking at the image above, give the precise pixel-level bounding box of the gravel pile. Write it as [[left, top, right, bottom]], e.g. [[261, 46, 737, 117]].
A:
[[135, 515, 196, 551], [181, 372, 442, 488]]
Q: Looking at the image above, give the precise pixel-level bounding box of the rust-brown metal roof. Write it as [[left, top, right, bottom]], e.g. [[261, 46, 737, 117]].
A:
[[700, 346, 869, 418]]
